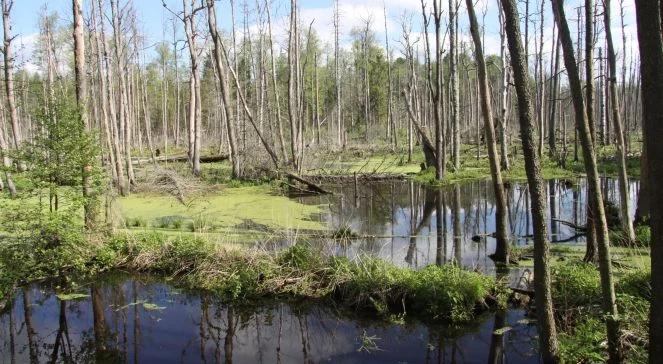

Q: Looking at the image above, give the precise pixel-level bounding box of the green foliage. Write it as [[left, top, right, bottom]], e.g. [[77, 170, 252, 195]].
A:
[[21, 97, 102, 195], [551, 262, 601, 307], [559, 318, 606, 363], [617, 269, 651, 300]]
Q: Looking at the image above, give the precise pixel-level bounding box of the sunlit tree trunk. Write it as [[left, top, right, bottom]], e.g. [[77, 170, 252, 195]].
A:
[[499, 0, 560, 360], [111, 0, 136, 186], [1, 0, 22, 157], [207, 0, 241, 178], [604, 0, 635, 244], [73, 0, 95, 228], [466, 0, 510, 263], [552, 0, 622, 361], [97, 0, 127, 196], [584, 0, 598, 263]]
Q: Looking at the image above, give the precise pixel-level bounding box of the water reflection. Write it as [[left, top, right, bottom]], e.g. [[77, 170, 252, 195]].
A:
[[0, 275, 540, 363], [278, 178, 638, 272]]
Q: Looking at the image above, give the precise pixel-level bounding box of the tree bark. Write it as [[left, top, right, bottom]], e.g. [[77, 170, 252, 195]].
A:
[[499, 0, 560, 360], [73, 0, 95, 228], [584, 0, 598, 263], [111, 0, 136, 186], [1, 0, 22, 155], [604, 0, 635, 244], [449, 0, 460, 171], [207, 0, 241, 178], [466, 0, 510, 263], [97, 0, 127, 196], [633, 1, 663, 361], [552, 0, 622, 361]]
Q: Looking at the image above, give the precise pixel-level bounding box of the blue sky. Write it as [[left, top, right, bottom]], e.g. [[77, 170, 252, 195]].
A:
[[9, 0, 638, 72]]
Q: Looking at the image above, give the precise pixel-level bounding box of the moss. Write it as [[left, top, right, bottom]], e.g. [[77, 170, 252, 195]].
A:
[[119, 185, 326, 236]]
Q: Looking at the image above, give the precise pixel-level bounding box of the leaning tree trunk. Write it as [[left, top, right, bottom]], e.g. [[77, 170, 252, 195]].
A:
[[207, 0, 240, 178], [552, 0, 622, 361], [499, 0, 560, 361], [633, 1, 663, 361], [604, 0, 635, 244], [466, 0, 510, 263]]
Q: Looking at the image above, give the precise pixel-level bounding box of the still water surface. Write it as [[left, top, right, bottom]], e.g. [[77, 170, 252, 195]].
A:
[[0, 275, 539, 363]]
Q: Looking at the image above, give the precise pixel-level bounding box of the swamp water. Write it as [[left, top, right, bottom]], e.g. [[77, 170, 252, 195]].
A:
[[0, 275, 539, 363], [1, 177, 637, 363], [270, 177, 639, 272]]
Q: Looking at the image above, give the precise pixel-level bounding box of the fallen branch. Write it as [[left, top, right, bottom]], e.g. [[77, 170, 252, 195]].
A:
[[551, 218, 587, 231], [286, 172, 331, 194]]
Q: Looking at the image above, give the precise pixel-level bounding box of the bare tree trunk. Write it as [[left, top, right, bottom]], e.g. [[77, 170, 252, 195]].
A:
[[552, 1, 622, 361], [98, 0, 127, 196], [584, 0, 598, 263], [548, 35, 560, 158], [265, 1, 288, 161], [604, 0, 635, 244], [499, 0, 560, 360], [180, 0, 202, 176], [536, 0, 545, 157], [383, 2, 396, 149], [1, 0, 24, 172], [421, 0, 446, 181], [288, 0, 302, 171], [466, 0, 510, 263], [498, 7, 510, 171], [633, 2, 663, 361], [449, 0, 459, 171], [0, 110, 15, 196], [73, 0, 95, 228], [207, 0, 241, 178], [334, 0, 343, 148], [111, 0, 135, 186]]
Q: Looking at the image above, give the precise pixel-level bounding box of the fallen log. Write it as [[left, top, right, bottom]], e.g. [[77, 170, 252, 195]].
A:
[[286, 173, 331, 194], [509, 286, 535, 298], [131, 154, 228, 165], [302, 173, 409, 182]]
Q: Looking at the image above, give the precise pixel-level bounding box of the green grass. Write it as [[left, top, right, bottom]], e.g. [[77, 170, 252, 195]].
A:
[[32, 232, 501, 324]]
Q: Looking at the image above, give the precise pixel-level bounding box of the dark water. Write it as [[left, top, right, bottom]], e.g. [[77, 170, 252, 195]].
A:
[[0, 275, 539, 363], [271, 177, 638, 274]]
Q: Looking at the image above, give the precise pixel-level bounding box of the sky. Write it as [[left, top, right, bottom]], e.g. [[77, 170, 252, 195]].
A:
[[8, 0, 639, 73]]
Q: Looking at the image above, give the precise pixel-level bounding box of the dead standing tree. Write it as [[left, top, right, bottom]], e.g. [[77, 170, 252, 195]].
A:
[[206, 0, 241, 178], [603, 0, 635, 244], [73, 0, 95, 228], [465, 0, 510, 263], [420, 0, 446, 181]]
